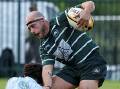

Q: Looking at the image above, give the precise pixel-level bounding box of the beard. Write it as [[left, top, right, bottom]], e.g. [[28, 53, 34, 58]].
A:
[[34, 28, 48, 39]]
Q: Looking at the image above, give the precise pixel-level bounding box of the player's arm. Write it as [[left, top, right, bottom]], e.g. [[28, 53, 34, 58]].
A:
[[75, 1, 95, 13], [77, 1, 95, 27], [39, 45, 55, 89], [56, 1, 95, 29], [42, 65, 53, 89], [64, 1, 94, 31]]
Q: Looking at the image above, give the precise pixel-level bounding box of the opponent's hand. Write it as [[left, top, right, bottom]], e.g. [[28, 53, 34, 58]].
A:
[[77, 10, 91, 28]]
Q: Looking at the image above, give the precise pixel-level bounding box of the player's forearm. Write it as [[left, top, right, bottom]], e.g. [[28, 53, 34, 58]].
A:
[[81, 1, 95, 13], [42, 65, 53, 88]]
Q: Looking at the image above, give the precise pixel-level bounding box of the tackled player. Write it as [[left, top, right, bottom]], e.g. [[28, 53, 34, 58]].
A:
[[6, 63, 43, 89]]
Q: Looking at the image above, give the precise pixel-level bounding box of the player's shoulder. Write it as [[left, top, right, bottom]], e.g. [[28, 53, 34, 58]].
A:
[[24, 76, 43, 89], [6, 77, 19, 89], [50, 12, 69, 28], [6, 77, 32, 86], [7, 77, 18, 84], [7, 76, 33, 82], [56, 12, 69, 26], [6, 76, 43, 89], [24, 76, 36, 83]]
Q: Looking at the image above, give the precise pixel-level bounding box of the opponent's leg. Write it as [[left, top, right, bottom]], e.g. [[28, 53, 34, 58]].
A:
[[78, 80, 98, 89], [52, 75, 76, 89]]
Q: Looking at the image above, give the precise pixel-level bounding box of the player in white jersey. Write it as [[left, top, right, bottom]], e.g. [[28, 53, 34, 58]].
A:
[[6, 63, 43, 89]]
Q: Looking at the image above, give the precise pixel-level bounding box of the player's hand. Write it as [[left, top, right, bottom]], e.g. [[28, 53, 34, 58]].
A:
[[77, 10, 91, 28]]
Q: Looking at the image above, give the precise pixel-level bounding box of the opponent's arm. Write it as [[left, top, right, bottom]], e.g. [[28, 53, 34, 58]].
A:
[[42, 65, 53, 89]]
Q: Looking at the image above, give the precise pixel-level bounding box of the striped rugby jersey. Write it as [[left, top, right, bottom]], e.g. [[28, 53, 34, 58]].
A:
[[39, 9, 99, 66]]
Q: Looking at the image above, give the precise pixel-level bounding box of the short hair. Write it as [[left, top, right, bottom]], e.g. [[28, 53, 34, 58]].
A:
[[24, 63, 43, 85]]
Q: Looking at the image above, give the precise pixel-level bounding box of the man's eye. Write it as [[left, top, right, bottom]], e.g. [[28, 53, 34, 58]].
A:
[[31, 24, 35, 28], [27, 27, 31, 31]]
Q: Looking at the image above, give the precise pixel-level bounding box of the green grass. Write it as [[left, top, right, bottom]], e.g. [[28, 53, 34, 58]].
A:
[[100, 80, 120, 89], [0, 78, 8, 89], [0, 78, 120, 89]]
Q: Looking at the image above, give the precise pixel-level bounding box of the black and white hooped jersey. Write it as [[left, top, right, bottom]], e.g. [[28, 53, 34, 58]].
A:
[[39, 8, 99, 66]]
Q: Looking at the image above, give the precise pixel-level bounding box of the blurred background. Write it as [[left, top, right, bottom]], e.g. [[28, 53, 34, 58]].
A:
[[0, 0, 120, 88]]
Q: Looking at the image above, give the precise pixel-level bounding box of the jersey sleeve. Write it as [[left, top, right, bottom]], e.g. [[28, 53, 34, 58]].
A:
[[6, 77, 17, 89], [55, 12, 70, 27], [64, 3, 82, 17], [53, 4, 82, 28], [39, 44, 55, 65], [74, 4, 82, 8], [56, 4, 82, 27]]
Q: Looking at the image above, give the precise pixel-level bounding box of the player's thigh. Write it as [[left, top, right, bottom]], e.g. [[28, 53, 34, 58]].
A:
[[78, 80, 98, 89], [52, 75, 76, 89]]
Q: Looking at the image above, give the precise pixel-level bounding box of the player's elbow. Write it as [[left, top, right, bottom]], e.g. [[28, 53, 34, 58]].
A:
[[87, 1, 95, 12], [82, 1, 95, 13]]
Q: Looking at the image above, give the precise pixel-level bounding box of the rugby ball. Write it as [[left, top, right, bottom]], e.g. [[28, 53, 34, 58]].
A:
[[66, 7, 94, 31]]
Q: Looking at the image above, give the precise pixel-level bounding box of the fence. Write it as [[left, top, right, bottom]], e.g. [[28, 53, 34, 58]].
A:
[[0, 0, 59, 76], [0, 0, 120, 78]]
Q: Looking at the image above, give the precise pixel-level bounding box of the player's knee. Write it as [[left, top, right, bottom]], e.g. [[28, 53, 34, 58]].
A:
[[78, 85, 89, 89], [52, 76, 75, 89], [78, 80, 98, 89]]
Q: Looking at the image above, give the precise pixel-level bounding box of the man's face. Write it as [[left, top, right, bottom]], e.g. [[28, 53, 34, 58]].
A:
[[27, 18, 48, 39]]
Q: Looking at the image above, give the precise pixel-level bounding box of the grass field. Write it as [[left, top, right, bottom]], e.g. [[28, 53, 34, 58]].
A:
[[0, 78, 8, 89], [0, 78, 120, 89], [99, 80, 120, 89]]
